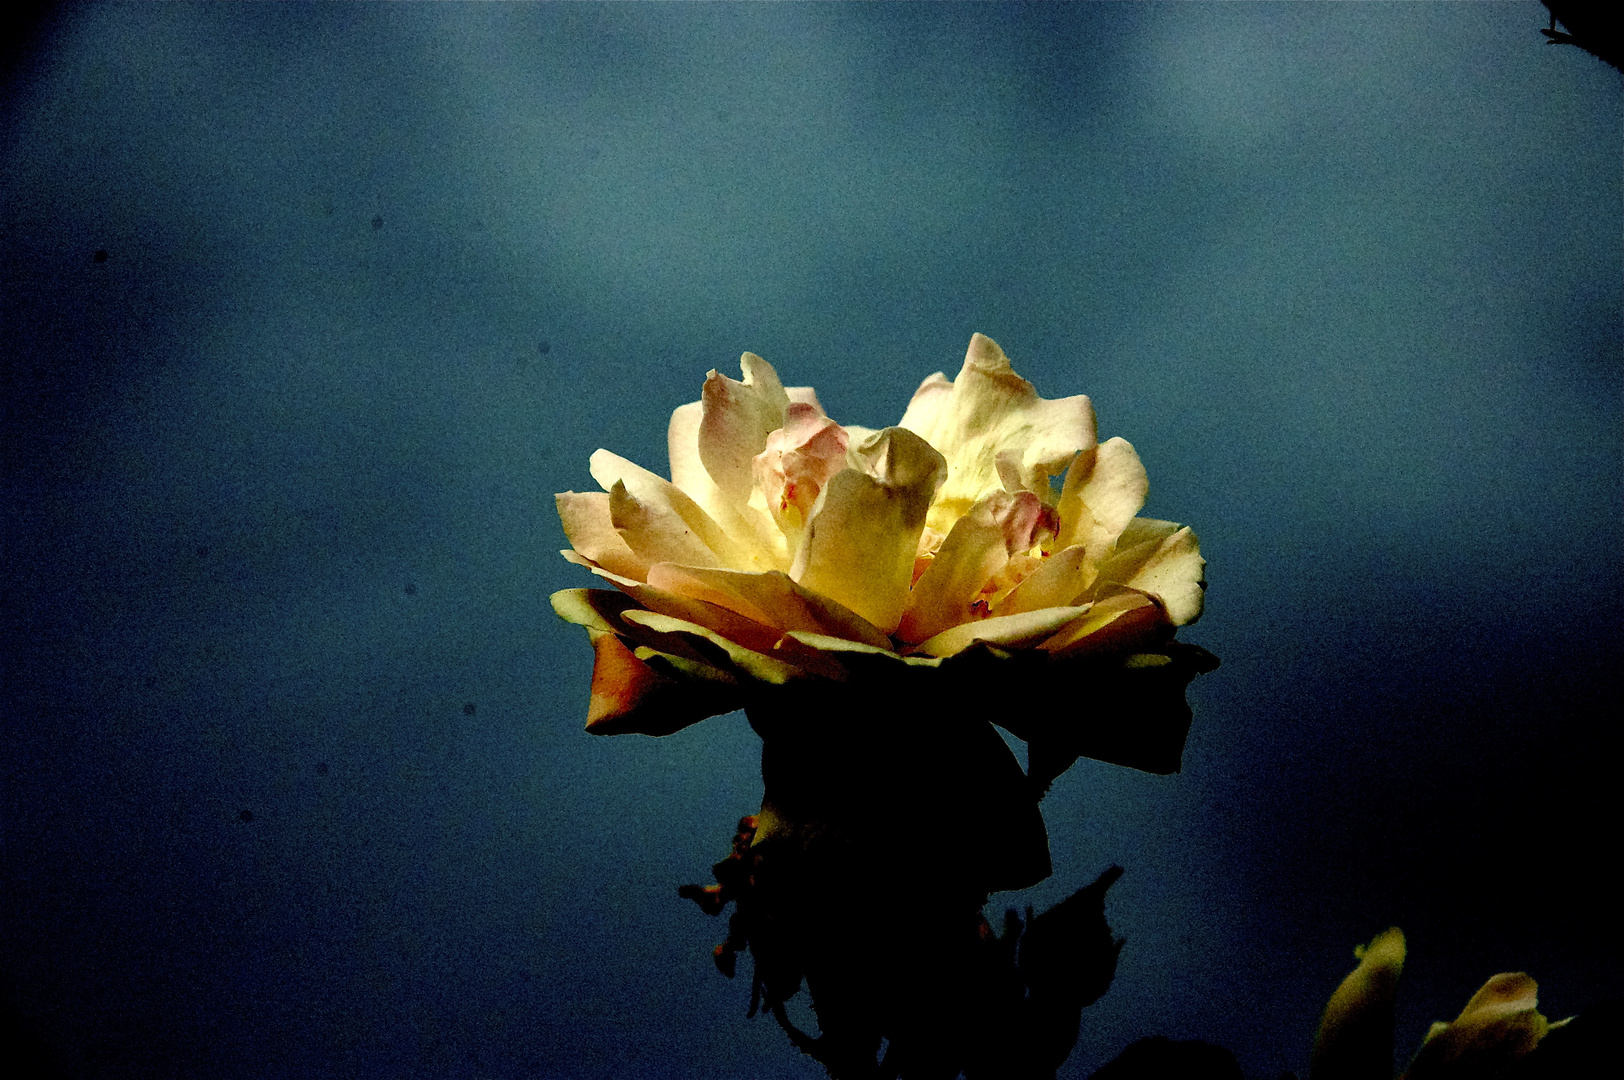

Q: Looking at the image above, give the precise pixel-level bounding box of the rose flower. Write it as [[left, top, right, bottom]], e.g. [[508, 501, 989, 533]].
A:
[[554, 333, 1214, 893], [554, 333, 1207, 730]]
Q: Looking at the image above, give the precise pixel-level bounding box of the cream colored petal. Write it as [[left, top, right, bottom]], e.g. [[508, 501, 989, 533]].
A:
[[592, 448, 752, 567], [556, 491, 651, 581], [897, 493, 1012, 645], [839, 424, 879, 459], [698, 353, 790, 506], [647, 564, 892, 649], [621, 608, 802, 686], [897, 370, 953, 434], [1057, 436, 1148, 556], [902, 334, 1097, 534], [916, 604, 1090, 658], [1311, 927, 1408, 1080], [786, 386, 824, 412], [1039, 591, 1163, 656], [1096, 524, 1205, 627], [670, 400, 790, 571], [668, 401, 723, 509], [608, 479, 721, 567], [999, 544, 1090, 615], [794, 427, 946, 634]]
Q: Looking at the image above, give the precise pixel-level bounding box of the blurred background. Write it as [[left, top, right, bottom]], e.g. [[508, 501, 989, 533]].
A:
[[3, 3, 1618, 1078]]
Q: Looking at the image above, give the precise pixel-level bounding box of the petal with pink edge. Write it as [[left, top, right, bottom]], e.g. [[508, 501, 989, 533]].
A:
[[698, 353, 790, 506]]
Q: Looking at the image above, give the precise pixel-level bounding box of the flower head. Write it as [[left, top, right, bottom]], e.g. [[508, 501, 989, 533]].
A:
[[553, 333, 1211, 759]]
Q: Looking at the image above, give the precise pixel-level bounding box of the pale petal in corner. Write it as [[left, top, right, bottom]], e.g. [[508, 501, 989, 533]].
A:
[[669, 400, 788, 570], [1097, 524, 1205, 627]]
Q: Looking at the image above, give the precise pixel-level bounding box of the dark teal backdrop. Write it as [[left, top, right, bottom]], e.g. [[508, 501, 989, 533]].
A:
[[4, 4, 1618, 1078]]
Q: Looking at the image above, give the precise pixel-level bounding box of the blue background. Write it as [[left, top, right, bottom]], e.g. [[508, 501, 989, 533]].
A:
[[4, 4, 1619, 1077]]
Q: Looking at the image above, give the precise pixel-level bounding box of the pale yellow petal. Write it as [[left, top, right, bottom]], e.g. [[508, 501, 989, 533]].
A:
[[698, 352, 790, 506], [646, 564, 892, 649], [897, 370, 953, 434], [916, 605, 1090, 658], [667, 400, 726, 516], [608, 479, 721, 567], [669, 400, 789, 570], [1039, 592, 1163, 656], [592, 448, 752, 568], [897, 493, 1011, 644], [1096, 524, 1206, 626], [555, 491, 651, 581], [900, 334, 1097, 533], [1057, 436, 1148, 557], [794, 427, 946, 633], [999, 544, 1089, 616]]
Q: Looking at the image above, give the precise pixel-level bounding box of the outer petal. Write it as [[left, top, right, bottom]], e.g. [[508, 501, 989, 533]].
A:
[[670, 400, 790, 571], [592, 449, 748, 569], [1095, 523, 1206, 626], [897, 371, 954, 436], [647, 564, 892, 649], [1402, 973, 1554, 1080], [556, 491, 651, 581], [899, 334, 1097, 534], [581, 630, 741, 736], [698, 353, 790, 506], [1057, 436, 1149, 558], [1312, 928, 1408, 1080], [621, 609, 803, 687], [795, 427, 946, 634], [916, 605, 1091, 658], [1038, 592, 1165, 656]]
